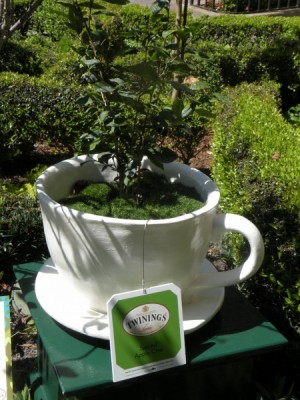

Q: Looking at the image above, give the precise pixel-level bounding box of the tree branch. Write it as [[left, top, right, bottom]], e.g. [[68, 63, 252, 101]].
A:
[[0, 0, 44, 51]]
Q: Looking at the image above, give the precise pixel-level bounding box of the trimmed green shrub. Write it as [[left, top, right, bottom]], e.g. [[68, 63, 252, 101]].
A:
[[0, 190, 47, 267], [0, 40, 44, 75], [37, 50, 82, 86], [0, 166, 51, 288], [119, 3, 176, 34], [0, 72, 94, 162], [189, 16, 300, 110], [191, 16, 300, 46], [212, 82, 300, 334], [0, 166, 49, 267], [27, 0, 75, 42]]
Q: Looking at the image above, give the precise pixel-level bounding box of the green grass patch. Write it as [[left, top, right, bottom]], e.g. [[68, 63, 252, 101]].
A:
[[61, 174, 204, 219]]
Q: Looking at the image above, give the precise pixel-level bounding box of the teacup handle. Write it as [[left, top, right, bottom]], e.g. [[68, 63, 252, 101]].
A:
[[184, 214, 264, 302]]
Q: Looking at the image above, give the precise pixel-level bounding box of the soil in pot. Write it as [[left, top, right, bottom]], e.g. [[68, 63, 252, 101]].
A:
[[61, 172, 204, 219]]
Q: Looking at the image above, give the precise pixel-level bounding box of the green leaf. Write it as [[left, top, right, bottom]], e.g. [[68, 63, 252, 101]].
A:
[[76, 95, 94, 106], [90, 30, 107, 41], [151, 0, 170, 14], [194, 107, 213, 119], [119, 96, 147, 113], [82, 58, 100, 67], [94, 81, 115, 93], [99, 111, 109, 122], [110, 78, 125, 86], [162, 30, 176, 39], [175, 28, 191, 41], [171, 81, 195, 95], [57, 1, 74, 8], [182, 104, 194, 118], [158, 108, 178, 123], [146, 147, 177, 167], [126, 63, 159, 81], [168, 62, 192, 74], [190, 81, 209, 91], [89, 140, 101, 151], [172, 98, 184, 118], [149, 46, 171, 61]]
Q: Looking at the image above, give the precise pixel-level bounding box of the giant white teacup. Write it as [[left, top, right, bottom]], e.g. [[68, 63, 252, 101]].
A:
[[36, 155, 264, 313]]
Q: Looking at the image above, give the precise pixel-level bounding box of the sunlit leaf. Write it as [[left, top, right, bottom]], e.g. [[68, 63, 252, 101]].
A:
[[182, 104, 194, 118], [82, 58, 100, 67], [172, 98, 184, 118], [162, 29, 176, 39]]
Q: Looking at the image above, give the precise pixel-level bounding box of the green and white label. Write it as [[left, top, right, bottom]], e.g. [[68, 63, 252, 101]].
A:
[[107, 283, 186, 382], [0, 296, 13, 400]]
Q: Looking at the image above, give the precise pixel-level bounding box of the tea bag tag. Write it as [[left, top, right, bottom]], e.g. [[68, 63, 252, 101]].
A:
[[107, 283, 186, 382]]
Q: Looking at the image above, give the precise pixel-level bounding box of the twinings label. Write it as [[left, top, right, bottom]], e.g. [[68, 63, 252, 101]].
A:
[[107, 284, 186, 382], [123, 304, 169, 336]]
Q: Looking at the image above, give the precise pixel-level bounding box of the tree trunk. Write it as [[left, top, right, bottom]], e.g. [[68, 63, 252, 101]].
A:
[[0, 0, 44, 52], [171, 0, 183, 102]]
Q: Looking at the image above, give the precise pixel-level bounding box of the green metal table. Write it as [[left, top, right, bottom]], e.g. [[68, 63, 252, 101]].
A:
[[14, 262, 288, 400]]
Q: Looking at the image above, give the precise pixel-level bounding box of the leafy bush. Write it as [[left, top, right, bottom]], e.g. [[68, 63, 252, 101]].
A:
[[287, 103, 300, 127], [0, 40, 44, 75], [0, 72, 94, 161], [37, 50, 82, 86], [0, 189, 47, 267], [190, 16, 300, 110], [27, 0, 75, 41], [212, 82, 300, 334], [0, 165, 48, 271], [119, 3, 176, 37]]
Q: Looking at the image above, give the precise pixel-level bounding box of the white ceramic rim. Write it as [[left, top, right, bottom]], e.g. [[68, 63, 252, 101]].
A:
[[36, 154, 220, 225]]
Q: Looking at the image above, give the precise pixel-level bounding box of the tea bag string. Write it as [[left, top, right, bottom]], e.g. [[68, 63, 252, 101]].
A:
[[142, 219, 150, 294]]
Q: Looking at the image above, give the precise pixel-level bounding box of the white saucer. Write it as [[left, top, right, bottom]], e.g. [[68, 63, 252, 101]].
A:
[[35, 259, 224, 340]]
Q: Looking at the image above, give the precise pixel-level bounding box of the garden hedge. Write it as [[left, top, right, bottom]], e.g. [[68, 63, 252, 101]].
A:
[[190, 16, 300, 110], [212, 81, 300, 335], [0, 72, 93, 161]]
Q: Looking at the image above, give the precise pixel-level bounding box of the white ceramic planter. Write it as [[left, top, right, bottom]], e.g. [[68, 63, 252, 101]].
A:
[[36, 155, 264, 314]]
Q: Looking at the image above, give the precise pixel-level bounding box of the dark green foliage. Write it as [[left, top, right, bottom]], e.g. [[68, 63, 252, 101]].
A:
[[212, 82, 300, 334], [287, 103, 300, 127], [0, 192, 48, 266], [0, 189, 47, 309], [0, 73, 94, 161], [27, 0, 76, 41], [1, 7, 300, 168], [190, 16, 300, 110], [118, 4, 175, 41], [0, 166, 48, 282], [0, 40, 44, 75]]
